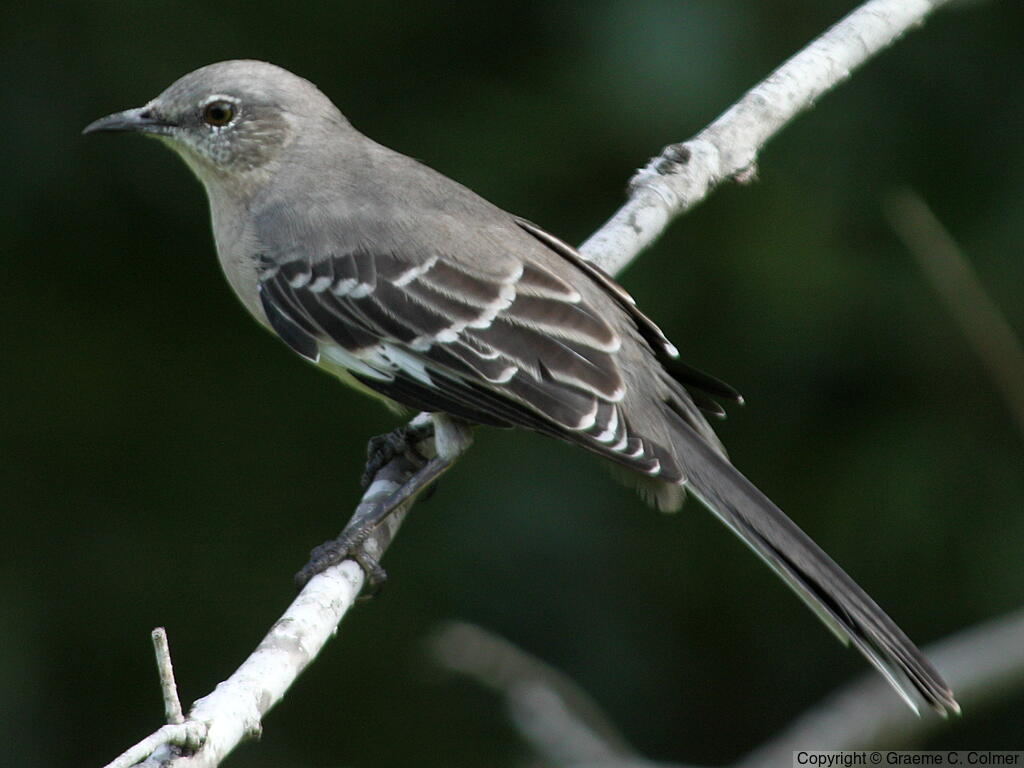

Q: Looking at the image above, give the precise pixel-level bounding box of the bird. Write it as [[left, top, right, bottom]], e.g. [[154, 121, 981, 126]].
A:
[[84, 60, 957, 715]]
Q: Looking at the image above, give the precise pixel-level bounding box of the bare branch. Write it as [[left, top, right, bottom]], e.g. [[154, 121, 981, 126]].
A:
[[884, 188, 1024, 443], [580, 0, 955, 275], [101, 451, 429, 768], [103, 724, 205, 768], [151, 628, 185, 726], [432, 609, 1024, 768], [430, 622, 648, 767], [100, 1, 961, 765]]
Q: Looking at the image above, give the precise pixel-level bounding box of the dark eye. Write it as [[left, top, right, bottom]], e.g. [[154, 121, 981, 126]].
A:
[[202, 100, 236, 126]]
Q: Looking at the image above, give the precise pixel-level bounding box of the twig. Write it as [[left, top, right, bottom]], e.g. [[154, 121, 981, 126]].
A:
[[100, 1, 958, 765], [152, 628, 185, 726], [884, 188, 1024, 443]]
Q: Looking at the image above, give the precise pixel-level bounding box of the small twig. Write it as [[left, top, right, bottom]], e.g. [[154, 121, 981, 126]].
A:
[[884, 187, 1024, 443], [152, 628, 185, 725]]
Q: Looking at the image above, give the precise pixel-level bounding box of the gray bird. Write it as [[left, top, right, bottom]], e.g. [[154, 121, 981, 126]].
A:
[[84, 60, 957, 715]]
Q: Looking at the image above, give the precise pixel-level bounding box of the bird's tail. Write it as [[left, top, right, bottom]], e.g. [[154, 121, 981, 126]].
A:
[[663, 410, 959, 716]]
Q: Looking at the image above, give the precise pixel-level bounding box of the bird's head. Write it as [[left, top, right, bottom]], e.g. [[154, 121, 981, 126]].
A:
[[84, 60, 345, 187]]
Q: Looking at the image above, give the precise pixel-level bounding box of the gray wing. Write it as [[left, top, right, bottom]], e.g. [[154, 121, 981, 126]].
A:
[[254, 214, 736, 481]]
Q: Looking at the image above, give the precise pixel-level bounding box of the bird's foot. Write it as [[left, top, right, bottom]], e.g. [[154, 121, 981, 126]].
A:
[[361, 421, 435, 489], [294, 525, 388, 597]]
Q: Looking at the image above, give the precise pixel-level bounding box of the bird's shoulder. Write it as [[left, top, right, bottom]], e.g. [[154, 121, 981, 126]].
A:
[[252, 135, 524, 274]]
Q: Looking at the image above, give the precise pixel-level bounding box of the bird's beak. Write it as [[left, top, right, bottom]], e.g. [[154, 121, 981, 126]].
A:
[[82, 106, 175, 136]]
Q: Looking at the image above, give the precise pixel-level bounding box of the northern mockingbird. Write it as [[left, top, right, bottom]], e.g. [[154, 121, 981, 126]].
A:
[[84, 60, 957, 715]]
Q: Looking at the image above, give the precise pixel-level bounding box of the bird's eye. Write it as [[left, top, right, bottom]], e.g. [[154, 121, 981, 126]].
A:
[[202, 100, 236, 127]]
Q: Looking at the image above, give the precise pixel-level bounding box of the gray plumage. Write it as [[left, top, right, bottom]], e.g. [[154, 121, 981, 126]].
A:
[[84, 60, 957, 715]]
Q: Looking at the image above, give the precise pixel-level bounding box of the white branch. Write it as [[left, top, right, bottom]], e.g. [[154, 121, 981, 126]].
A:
[[100, 1, 957, 765], [105, 565, 364, 768], [579, 0, 953, 274], [151, 628, 185, 726], [174, 563, 364, 767]]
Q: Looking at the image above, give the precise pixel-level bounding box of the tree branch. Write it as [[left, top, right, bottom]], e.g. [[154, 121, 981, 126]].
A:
[[100, 1, 958, 765], [884, 187, 1024, 444], [102, 452, 424, 768], [429, 608, 1024, 768], [580, 0, 954, 274], [738, 608, 1024, 767], [429, 621, 648, 767]]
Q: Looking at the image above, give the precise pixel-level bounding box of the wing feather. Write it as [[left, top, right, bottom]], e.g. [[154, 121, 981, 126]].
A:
[[467, 320, 623, 400], [418, 259, 518, 306], [502, 294, 619, 352], [255, 228, 686, 482]]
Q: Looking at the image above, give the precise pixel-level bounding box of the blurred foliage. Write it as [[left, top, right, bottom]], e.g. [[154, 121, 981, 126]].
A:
[[2, 1, 1022, 765]]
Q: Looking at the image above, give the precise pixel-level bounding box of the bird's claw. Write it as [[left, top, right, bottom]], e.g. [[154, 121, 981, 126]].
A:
[[294, 532, 389, 597], [361, 422, 434, 489]]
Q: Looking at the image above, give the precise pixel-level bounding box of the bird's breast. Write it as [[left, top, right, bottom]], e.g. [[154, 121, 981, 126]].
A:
[[207, 195, 268, 326]]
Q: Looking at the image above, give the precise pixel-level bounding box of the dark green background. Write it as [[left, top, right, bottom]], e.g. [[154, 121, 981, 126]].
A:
[[4, 1, 1023, 765]]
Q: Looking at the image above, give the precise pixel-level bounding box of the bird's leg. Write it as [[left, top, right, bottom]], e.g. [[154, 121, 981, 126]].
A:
[[296, 458, 453, 593], [295, 414, 472, 593]]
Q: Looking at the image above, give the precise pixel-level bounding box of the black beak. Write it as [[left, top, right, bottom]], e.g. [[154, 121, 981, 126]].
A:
[[82, 106, 175, 136]]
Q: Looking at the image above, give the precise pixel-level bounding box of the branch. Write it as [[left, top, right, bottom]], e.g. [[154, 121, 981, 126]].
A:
[[738, 607, 1024, 767], [101, 1, 957, 765], [429, 609, 1024, 768], [883, 188, 1024, 443], [580, 0, 954, 274], [151, 629, 184, 726], [429, 622, 649, 767], [102, 452, 424, 768]]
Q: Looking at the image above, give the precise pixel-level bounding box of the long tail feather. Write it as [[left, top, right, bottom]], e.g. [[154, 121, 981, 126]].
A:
[[665, 411, 959, 716]]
